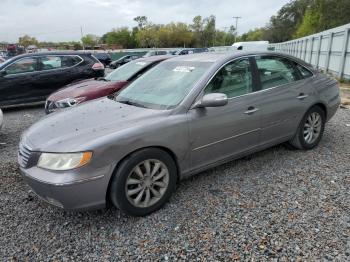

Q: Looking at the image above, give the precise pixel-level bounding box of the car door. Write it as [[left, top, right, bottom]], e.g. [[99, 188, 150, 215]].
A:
[[0, 57, 40, 106], [253, 55, 313, 146], [35, 55, 83, 99], [188, 58, 262, 171]]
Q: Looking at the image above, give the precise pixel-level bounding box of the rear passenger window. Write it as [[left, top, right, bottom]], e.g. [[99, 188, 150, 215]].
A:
[[40, 56, 82, 70], [255, 56, 299, 89], [5, 58, 37, 74], [295, 64, 313, 79], [204, 58, 252, 98]]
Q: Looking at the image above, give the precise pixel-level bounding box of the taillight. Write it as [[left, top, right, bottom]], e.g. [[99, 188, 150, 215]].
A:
[[92, 62, 104, 70]]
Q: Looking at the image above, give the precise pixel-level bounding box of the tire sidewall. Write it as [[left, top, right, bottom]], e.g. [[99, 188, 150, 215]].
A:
[[297, 106, 326, 150], [109, 148, 177, 216]]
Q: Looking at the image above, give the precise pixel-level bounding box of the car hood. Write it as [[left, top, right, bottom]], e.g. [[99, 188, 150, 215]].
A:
[[48, 79, 128, 101], [23, 98, 169, 152]]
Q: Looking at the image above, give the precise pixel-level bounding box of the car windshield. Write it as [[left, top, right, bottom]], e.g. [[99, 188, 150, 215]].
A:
[[115, 61, 213, 110], [105, 60, 151, 82]]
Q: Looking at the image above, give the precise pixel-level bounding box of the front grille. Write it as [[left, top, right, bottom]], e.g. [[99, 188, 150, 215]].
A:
[[18, 143, 33, 168]]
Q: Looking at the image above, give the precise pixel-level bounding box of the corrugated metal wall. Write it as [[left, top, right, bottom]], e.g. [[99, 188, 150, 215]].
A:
[[270, 23, 350, 79]]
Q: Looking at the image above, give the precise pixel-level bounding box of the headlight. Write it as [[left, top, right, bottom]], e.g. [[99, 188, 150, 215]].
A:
[[55, 97, 85, 108], [37, 152, 92, 171]]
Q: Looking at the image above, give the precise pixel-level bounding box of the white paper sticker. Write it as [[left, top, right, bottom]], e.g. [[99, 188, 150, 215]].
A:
[[173, 66, 195, 72]]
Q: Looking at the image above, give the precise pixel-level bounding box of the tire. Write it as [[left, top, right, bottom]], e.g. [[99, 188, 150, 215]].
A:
[[289, 106, 326, 150], [109, 148, 177, 216]]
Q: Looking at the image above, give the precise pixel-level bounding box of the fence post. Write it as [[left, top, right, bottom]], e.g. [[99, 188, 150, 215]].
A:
[[315, 35, 322, 69], [338, 28, 350, 79], [309, 37, 314, 63], [325, 32, 334, 73], [303, 39, 308, 61]]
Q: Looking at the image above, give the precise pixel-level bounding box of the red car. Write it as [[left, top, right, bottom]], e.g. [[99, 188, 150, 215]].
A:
[[45, 55, 171, 114]]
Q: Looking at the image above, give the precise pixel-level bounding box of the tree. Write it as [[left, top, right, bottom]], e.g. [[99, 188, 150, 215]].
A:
[[105, 27, 133, 48], [136, 24, 159, 48], [264, 0, 312, 42], [134, 16, 148, 29], [18, 35, 39, 48], [295, 0, 350, 38], [81, 34, 100, 48], [240, 28, 267, 42], [190, 16, 204, 47]]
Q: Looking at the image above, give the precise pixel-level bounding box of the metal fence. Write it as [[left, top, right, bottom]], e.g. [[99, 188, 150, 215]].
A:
[[270, 23, 350, 79]]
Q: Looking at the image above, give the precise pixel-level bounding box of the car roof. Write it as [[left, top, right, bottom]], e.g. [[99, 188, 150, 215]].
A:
[[134, 55, 173, 62], [8, 51, 93, 59], [166, 51, 312, 66]]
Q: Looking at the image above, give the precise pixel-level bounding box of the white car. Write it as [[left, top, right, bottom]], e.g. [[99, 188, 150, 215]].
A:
[[0, 108, 3, 130]]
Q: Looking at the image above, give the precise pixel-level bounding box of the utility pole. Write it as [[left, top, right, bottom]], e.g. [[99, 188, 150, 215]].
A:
[[232, 16, 242, 43], [223, 26, 229, 46], [80, 26, 85, 50]]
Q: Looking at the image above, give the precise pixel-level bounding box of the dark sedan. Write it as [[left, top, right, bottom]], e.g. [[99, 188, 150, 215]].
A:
[[0, 52, 105, 108], [93, 53, 112, 67], [109, 55, 140, 69], [45, 55, 171, 113]]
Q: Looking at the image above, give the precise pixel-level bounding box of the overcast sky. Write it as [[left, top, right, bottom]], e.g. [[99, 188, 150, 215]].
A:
[[0, 0, 290, 42]]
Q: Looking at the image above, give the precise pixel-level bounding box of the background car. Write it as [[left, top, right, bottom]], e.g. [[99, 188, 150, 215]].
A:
[[19, 52, 340, 216], [0, 52, 105, 108], [109, 55, 140, 69], [0, 57, 5, 64], [45, 55, 171, 113], [175, 48, 209, 55], [93, 53, 112, 67], [143, 50, 169, 57]]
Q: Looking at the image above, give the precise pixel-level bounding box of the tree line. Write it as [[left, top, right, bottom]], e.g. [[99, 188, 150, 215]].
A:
[[241, 0, 350, 43], [10, 0, 350, 50]]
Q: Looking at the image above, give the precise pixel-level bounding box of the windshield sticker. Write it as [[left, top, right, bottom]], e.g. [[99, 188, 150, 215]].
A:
[[136, 62, 147, 66], [173, 66, 195, 72]]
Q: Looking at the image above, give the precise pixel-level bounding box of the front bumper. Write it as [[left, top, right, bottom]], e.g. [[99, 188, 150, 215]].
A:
[[20, 164, 114, 211]]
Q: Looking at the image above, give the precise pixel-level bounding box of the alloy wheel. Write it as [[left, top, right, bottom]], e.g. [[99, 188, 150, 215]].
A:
[[303, 112, 322, 144], [125, 159, 169, 208]]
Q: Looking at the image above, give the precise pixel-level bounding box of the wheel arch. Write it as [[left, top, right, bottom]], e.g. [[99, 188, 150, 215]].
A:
[[310, 102, 327, 119], [105, 145, 181, 204]]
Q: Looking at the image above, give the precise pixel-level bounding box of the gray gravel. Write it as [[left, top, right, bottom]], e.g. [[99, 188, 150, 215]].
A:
[[0, 106, 350, 261]]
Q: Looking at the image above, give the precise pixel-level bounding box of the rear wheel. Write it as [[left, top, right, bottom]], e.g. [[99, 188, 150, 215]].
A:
[[289, 106, 325, 150], [109, 148, 177, 216]]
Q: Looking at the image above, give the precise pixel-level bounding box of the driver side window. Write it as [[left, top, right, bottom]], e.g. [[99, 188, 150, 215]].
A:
[[204, 58, 253, 98]]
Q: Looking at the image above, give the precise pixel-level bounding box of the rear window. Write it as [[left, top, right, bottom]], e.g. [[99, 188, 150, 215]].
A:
[[255, 56, 299, 89], [105, 60, 152, 81], [40, 55, 82, 70], [295, 63, 313, 79]]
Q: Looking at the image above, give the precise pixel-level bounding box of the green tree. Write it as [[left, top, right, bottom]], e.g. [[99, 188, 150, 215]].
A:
[[105, 27, 133, 48], [264, 0, 312, 42], [134, 16, 148, 29], [81, 34, 99, 48], [18, 35, 39, 48], [296, 0, 350, 38]]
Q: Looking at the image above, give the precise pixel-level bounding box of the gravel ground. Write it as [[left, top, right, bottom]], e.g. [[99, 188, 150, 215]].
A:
[[0, 106, 350, 261]]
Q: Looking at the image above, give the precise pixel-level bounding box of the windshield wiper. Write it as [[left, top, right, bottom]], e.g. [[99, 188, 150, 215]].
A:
[[118, 100, 147, 108]]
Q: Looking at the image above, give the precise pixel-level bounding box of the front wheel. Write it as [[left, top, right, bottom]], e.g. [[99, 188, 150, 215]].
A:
[[109, 148, 177, 216], [289, 106, 326, 150]]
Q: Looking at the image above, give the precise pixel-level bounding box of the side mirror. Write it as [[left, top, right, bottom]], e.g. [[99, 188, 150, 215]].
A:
[[194, 93, 228, 108], [0, 70, 6, 77]]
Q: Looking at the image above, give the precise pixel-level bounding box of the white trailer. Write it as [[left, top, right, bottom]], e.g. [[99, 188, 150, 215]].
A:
[[232, 41, 269, 51]]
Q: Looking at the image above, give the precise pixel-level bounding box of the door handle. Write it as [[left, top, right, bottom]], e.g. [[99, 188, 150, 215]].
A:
[[244, 106, 259, 115], [297, 93, 308, 100]]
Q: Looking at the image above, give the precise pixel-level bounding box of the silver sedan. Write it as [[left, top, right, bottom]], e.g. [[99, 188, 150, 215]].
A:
[[19, 52, 340, 216]]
